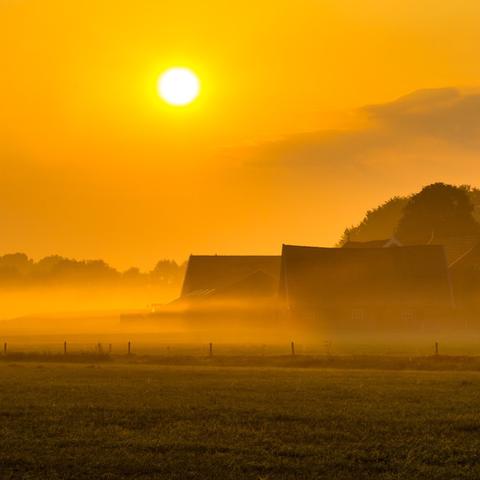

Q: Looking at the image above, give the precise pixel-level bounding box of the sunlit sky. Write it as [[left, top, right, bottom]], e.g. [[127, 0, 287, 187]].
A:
[[2, 0, 480, 269]]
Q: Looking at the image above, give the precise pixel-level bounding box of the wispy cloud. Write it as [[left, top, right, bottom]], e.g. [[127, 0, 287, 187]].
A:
[[246, 88, 480, 169]]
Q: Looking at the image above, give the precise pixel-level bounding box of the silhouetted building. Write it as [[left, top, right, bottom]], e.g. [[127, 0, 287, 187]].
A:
[[126, 255, 282, 329], [123, 244, 462, 334], [181, 255, 281, 299], [279, 244, 454, 333]]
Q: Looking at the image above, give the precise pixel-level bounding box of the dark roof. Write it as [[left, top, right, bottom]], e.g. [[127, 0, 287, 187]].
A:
[[343, 240, 390, 249], [343, 237, 402, 249], [280, 244, 453, 309], [449, 242, 480, 271], [181, 255, 281, 298], [427, 235, 480, 267], [179, 270, 278, 302]]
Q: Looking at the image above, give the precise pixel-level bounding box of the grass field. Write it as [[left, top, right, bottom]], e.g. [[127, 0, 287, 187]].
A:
[[2, 363, 480, 479]]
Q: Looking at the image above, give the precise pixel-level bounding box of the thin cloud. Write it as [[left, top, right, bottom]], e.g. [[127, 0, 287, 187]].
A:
[[246, 88, 480, 168]]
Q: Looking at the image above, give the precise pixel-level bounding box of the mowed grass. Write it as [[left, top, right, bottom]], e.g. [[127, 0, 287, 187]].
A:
[[1, 364, 480, 479]]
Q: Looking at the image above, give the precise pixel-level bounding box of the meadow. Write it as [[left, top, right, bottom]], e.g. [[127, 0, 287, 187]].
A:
[[2, 362, 480, 479]]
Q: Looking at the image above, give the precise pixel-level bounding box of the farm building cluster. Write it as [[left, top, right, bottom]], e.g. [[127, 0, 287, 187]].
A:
[[125, 236, 480, 334]]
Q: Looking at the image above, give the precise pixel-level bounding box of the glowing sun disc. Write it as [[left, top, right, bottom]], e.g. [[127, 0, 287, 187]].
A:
[[157, 68, 200, 106]]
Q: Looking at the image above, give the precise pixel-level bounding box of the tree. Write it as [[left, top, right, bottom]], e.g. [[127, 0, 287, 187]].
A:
[[338, 197, 408, 245], [396, 183, 480, 243], [151, 259, 186, 285]]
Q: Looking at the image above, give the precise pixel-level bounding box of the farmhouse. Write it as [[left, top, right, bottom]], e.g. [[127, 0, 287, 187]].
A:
[[279, 244, 454, 333]]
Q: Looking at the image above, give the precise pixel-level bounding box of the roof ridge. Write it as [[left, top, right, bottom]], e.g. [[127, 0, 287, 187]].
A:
[[448, 244, 478, 269]]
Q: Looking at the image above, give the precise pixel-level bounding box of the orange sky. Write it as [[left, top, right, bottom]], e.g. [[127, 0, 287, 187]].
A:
[[2, 0, 480, 270]]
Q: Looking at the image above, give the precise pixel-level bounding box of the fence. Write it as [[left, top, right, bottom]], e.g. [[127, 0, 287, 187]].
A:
[[0, 340, 444, 360]]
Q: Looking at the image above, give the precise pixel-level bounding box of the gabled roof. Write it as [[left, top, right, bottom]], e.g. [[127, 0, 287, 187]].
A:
[[426, 234, 480, 267], [280, 244, 453, 309], [181, 255, 281, 297], [449, 242, 480, 271], [210, 270, 278, 299]]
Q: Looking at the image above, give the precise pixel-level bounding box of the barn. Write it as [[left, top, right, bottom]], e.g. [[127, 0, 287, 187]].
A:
[[180, 255, 281, 301], [123, 245, 458, 335], [279, 244, 454, 333], [138, 255, 283, 330]]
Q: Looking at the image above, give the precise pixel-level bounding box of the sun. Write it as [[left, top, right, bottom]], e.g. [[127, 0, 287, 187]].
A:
[[157, 67, 200, 106]]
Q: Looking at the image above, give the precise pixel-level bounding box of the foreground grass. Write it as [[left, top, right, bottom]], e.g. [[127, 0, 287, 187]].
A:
[[5, 352, 480, 371], [1, 364, 480, 479]]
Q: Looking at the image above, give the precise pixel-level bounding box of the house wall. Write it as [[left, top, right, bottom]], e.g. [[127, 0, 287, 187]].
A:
[[286, 304, 455, 334]]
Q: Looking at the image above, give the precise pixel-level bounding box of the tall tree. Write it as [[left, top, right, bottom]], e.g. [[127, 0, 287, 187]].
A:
[[396, 183, 480, 243]]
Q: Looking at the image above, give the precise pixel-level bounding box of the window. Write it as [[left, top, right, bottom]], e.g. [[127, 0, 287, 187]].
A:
[[400, 310, 415, 323], [351, 308, 365, 322]]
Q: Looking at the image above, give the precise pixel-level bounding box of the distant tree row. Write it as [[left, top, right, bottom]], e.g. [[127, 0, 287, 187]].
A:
[[339, 183, 480, 245], [0, 253, 186, 287]]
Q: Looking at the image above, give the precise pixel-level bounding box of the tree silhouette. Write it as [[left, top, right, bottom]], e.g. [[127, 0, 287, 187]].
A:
[[338, 197, 408, 245], [396, 183, 480, 243]]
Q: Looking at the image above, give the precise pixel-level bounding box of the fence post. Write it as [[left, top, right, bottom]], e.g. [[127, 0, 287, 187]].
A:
[[435, 342, 439, 356], [291, 341, 296, 357], [128, 341, 131, 355], [64, 341, 67, 355], [3, 342, 6, 355], [209, 342, 213, 357]]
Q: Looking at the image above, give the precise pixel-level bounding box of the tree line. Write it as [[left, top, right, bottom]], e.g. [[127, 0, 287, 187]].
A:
[[339, 183, 480, 245], [0, 254, 186, 287]]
